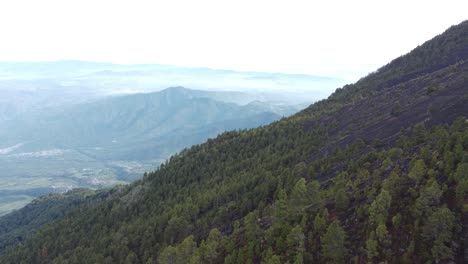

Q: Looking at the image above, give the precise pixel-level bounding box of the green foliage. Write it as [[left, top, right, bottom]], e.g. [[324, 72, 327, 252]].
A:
[[192, 228, 223, 264], [391, 101, 402, 116], [413, 179, 442, 219], [369, 189, 392, 226], [290, 178, 321, 217], [313, 209, 329, 234], [274, 187, 289, 227], [423, 207, 457, 262], [375, 224, 391, 258], [321, 220, 347, 263], [454, 162, 468, 182], [287, 224, 305, 259], [176, 236, 197, 264], [158, 245, 177, 264], [2, 115, 466, 264], [365, 233, 378, 261], [0, 188, 103, 253], [391, 213, 402, 227], [456, 180, 468, 202], [263, 254, 281, 264], [164, 215, 191, 244], [334, 188, 349, 211], [408, 159, 426, 184], [2, 118, 466, 263]]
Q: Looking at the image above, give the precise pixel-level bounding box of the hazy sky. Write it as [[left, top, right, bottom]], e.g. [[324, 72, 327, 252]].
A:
[[0, 0, 466, 80]]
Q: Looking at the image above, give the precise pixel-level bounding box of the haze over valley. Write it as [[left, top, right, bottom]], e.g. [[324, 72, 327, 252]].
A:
[[0, 62, 346, 214]]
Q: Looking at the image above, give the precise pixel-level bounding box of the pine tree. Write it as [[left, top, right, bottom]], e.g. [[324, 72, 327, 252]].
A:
[[369, 189, 392, 226], [176, 235, 197, 264], [289, 178, 321, 217], [365, 232, 378, 261], [408, 159, 426, 185], [335, 188, 349, 211], [287, 224, 305, 259], [158, 245, 177, 264], [413, 179, 442, 219], [423, 207, 457, 262], [274, 187, 288, 226], [321, 220, 347, 263]]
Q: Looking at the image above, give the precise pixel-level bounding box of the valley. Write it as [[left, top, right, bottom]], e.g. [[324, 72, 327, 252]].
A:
[[0, 85, 311, 215]]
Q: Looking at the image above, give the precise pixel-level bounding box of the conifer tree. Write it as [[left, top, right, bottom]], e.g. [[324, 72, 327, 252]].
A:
[[321, 220, 346, 263]]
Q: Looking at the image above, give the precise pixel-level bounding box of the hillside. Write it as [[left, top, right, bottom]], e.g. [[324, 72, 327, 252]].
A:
[[0, 189, 109, 253], [1, 86, 295, 159], [0, 21, 467, 264]]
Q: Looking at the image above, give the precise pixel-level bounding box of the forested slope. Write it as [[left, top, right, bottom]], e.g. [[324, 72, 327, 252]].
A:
[[0, 189, 113, 253], [0, 21, 467, 264]]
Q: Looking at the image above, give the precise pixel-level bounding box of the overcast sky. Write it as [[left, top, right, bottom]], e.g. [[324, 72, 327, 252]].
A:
[[0, 0, 466, 81]]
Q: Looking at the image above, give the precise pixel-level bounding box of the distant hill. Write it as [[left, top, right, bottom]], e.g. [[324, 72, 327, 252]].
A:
[[0, 87, 300, 215], [0, 60, 345, 123], [1, 21, 467, 263], [1, 86, 297, 160]]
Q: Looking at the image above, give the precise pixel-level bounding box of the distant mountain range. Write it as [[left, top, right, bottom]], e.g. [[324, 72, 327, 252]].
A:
[[0, 86, 305, 215], [0, 61, 345, 122], [1, 86, 301, 160]]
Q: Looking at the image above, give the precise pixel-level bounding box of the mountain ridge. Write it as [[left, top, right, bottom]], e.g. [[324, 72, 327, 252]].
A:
[[0, 87, 297, 216]]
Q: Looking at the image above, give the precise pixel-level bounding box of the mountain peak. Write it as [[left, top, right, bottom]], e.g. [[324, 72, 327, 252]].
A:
[[161, 86, 189, 92]]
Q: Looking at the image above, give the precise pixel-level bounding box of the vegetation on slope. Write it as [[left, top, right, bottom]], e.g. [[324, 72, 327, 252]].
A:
[[0, 188, 114, 253]]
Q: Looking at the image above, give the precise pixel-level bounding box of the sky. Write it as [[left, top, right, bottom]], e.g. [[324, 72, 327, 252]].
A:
[[0, 0, 467, 81]]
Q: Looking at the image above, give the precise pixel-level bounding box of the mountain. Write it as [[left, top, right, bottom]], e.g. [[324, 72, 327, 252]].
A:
[[1, 86, 295, 158], [1, 21, 468, 264], [0, 87, 300, 216], [0, 60, 345, 122]]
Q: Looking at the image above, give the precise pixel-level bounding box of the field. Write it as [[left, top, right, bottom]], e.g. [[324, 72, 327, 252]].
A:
[[0, 147, 161, 215]]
